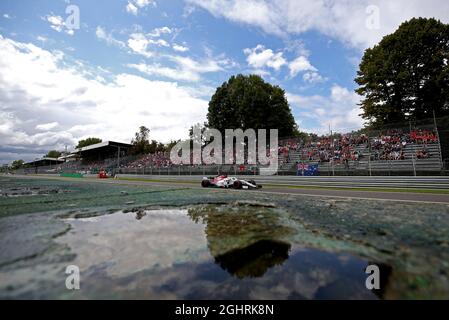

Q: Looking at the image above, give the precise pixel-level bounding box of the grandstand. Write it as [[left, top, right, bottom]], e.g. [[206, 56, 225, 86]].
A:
[[24, 157, 65, 167], [16, 123, 447, 176], [74, 141, 131, 161], [276, 129, 443, 175], [23, 157, 65, 174], [20, 141, 133, 175], [279, 142, 442, 176]]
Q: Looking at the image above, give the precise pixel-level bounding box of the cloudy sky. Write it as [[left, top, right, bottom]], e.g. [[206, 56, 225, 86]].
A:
[[1, 0, 449, 164]]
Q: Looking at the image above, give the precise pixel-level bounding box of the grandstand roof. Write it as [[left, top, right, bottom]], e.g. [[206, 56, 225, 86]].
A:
[[73, 141, 132, 153], [58, 153, 79, 160], [25, 157, 65, 166]]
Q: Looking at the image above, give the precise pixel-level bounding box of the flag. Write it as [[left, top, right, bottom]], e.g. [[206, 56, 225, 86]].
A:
[[297, 164, 318, 176]]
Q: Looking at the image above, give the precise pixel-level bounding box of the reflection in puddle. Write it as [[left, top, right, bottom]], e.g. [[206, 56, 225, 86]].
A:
[[214, 240, 291, 279], [51, 206, 381, 299], [1, 186, 69, 197], [62, 209, 209, 277]]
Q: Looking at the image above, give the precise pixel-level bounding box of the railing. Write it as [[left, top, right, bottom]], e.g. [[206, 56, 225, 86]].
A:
[[441, 159, 449, 176], [118, 165, 260, 176]]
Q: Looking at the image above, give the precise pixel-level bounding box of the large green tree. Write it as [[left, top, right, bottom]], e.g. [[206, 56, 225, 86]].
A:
[[10, 159, 24, 170], [207, 74, 299, 137], [147, 140, 166, 154], [356, 18, 449, 127], [130, 126, 151, 155], [76, 137, 102, 149], [45, 150, 61, 158]]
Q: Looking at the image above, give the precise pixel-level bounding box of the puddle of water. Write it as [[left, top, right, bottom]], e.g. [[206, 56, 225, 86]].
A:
[[1, 186, 68, 197], [52, 207, 379, 299], [62, 209, 210, 278]]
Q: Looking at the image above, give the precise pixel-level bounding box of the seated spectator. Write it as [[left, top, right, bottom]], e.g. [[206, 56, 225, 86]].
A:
[[416, 148, 430, 159]]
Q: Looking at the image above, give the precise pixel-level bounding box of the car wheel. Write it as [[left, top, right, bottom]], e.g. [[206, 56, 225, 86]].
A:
[[201, 180, 211, 188], [233, 180, 243, 189]]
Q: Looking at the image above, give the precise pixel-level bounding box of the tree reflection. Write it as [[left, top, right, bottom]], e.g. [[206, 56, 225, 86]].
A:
[[188, 204, 292, 278], [214, 239, 291, 278]]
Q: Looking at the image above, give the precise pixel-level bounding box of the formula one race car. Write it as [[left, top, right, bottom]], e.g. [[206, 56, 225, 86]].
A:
[[98, 169, 109, 179], [201, 175, 262, 189]]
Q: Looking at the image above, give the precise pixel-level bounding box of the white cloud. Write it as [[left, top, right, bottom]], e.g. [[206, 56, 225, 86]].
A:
[[96, 26, 126, 48], [136, 0, 155, 7], [288, 56, 316, 77], [127, 32, 175, 57], [36, 122, 59, 131], [36, 36, 48, 42], [126, 2, 138, 15], [126, 0, 156, 15], [127, 33, 153, 58], [148, 26, 172, 37], [288, 85, 364, 134], [188, 0, 449, 49], [44, 14, 75, 36], [3, 14, 11, 19], [127, 29, 189, 57], [172, 55, 224, 73], [46, 15, 64, 32], [128, 63, 193, 81], [303, 71, 325, 84], [243, 45, 325, 82], [0, 35, 208, 163], [183, 84, 216, 99], [128, 55, 225, 82], [289, 55, 326, 83], [173, 44, 189, 52], [149, 38, 170, 47], [188, 0, 284, 35], [243, 44, 286, 71]]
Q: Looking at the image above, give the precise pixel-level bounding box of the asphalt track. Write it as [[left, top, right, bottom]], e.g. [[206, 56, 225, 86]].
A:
[[8, 174, 449, 205]]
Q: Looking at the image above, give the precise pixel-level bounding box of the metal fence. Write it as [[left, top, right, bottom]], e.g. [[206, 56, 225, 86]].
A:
[[13, 162, 447, 177], [15, 164, 261, 176]]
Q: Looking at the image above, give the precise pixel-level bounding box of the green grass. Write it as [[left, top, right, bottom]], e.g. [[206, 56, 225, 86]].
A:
[[59, 173, 84, 178]]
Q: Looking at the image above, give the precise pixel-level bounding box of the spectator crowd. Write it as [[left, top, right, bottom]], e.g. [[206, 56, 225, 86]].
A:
[[54, 128, 439, 173], [278, 129, 438, 166]]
